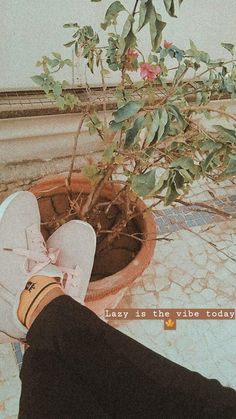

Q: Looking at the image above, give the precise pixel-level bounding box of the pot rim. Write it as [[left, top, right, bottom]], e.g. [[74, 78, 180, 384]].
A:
[[30, 172, 157, 301]]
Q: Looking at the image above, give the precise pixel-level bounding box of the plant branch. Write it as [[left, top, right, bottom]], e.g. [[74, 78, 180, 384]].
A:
[[132, 0, 139, 16], [128, 193, 233, 224], [182, 106, 236, 123], [99, 54, 108, 130], [80, 165, 115, 219], [182, 59, 236, 88], [98, 230, 159, 243], [157, 195, 232, 218], [67, 112, 87, 188]]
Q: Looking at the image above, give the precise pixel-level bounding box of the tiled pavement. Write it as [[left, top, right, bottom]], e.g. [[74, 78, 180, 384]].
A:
[[0, 345, 21, 418], [111, 220, 236, 391], [0, 186, 236, 417], [155, 194, 236, 234]]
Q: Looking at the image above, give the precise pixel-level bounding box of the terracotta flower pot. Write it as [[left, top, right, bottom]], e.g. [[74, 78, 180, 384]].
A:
[[30, 172, 156, 314]]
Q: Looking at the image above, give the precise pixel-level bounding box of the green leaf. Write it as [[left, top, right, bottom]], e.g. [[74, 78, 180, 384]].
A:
[[220, 155, 236, 179], [178, 168, 194, 182], [162, 169, 187, 206], [174, 63, 187, 83], [170, 157, 197, 174], [221, 43, 235, 55], [90, 112, 102, 127], [222, 75, 236, 95], [164, 0, 176, 17], [196, 91, 210, 106], [199, 51, 210, 64], [103, 143, 116, 162], [52, 52, 61, 59], [55, 96, 66, 110], [149, 14, 166, 51], [146, 108, 168, 144], [62, 80, 70, 88], [186, 41, 210, 64], [201, 151, 218, 173], [167, 104, 186, 130], [64, 40, 76, 48], [113, 101, 143, 123], [64, 59, 73, 67], [124, 115, 145, 148], [109, 120, 123, 131], [47, 58, 60, 68], [167, 45, 184, 63], [189, 39, 197, 52], [31, 75, 44, 86], [213, 125, 236, 144], [157, 108, 168, 140], [63, 23, 79, 28], [87, 51, 95, 73], [75, 42, 79, 57], [82, 164, 99, 178], [119, 15, 136, 55], [138, 0, 153, 31], [146, 110, 159, 144], [132, 170, 156, 197], [52, 81, 62, 96], [123, 28, 136, 54], [164, 183, 179, 205], [154, 169, 170, 193], [86, 112, 102, 134], [172, 170, 185, 193], [63, 93, 79, 110], [106, 35, 120, 70], [121, 13, 133, 37], [101, 1, 125, 30], [200, 139, 221, 152], [101, 68, 110, 76]]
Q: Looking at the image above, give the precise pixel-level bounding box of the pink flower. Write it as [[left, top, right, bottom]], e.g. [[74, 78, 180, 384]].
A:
[[126, 48, 139, 60], [164, 40, 172, 49], [140, 63, 162, 81]]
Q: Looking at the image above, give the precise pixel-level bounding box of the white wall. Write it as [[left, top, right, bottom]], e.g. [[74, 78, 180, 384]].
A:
[[1, 0, 236, 90]]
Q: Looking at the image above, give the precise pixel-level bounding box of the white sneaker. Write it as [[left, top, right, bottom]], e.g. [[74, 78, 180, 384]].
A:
[[46, 220, 96, 303], [0, 191, 63, 343]]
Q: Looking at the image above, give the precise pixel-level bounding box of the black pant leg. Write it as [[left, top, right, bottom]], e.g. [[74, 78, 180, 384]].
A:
[[19, 347, 111, 419], [19, 295, 236, 419]]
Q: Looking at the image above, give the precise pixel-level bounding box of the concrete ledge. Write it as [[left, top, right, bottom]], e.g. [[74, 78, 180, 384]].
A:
[[0, 112, 104, 185]]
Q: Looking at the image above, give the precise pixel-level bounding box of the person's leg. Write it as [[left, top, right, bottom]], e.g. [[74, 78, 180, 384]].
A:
[[19, 344, 111, 419], [0, 191, 109, 417], [19, 292, 236, 419], [18, 278, 111, 419]]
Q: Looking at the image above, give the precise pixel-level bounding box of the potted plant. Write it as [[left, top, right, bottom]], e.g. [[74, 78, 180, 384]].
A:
[[31, 0, 236, 313]]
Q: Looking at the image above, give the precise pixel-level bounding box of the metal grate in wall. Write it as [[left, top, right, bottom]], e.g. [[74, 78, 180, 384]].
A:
[[0, 87, 116, 119]]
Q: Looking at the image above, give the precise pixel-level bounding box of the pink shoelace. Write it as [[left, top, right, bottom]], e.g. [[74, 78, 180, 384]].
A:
[[4, 224, 81, 290]]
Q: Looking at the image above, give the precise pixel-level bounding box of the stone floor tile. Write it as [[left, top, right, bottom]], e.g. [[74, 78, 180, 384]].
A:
[[225, 260, 236, 273]]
